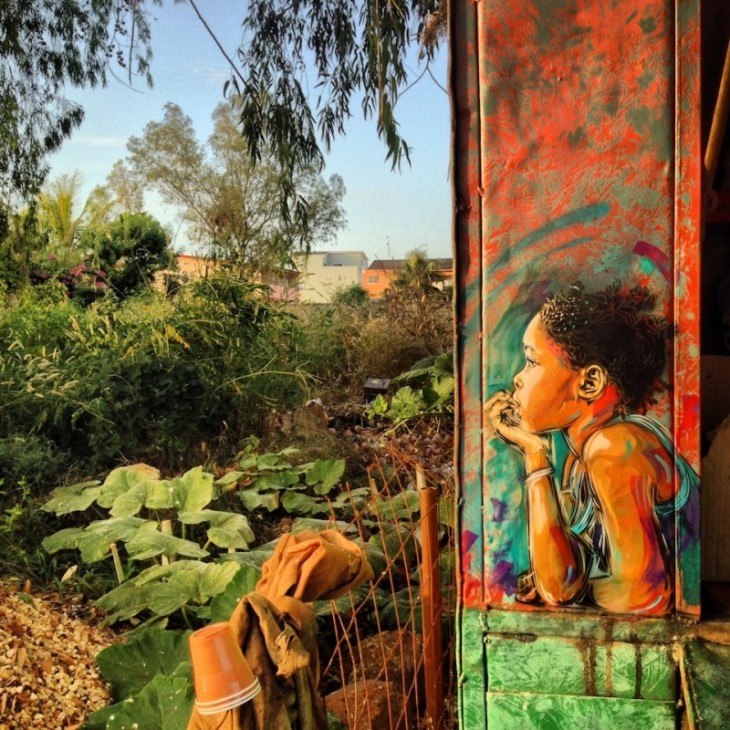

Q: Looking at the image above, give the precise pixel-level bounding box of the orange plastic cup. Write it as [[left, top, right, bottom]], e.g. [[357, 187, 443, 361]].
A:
[[189, 622, 261, 715]]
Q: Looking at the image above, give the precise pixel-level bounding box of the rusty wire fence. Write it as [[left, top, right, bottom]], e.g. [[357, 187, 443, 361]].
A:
[[317, 442, 457, 729]]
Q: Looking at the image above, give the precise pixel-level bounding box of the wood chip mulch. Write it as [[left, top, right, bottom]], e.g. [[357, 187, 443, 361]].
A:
[[0, 581, 116, 730]]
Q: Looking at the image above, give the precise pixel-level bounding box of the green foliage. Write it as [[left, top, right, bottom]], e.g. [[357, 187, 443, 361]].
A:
[[0, 278, 310, 473], [126, 101, 346, 268], [0, 1, 158, 198], [331, 283, 370, 308], [365, 352, 454, 427], [84, 212, 174, 299], [230, 0, 444, 226], [83, 629, 194, 730], [42, 452, 348, 625]]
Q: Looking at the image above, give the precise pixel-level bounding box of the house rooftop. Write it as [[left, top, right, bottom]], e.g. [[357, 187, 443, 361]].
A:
[[366, 257, 453, 271]]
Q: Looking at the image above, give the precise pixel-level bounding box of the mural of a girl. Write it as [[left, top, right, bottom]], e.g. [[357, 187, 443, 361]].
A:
[[486, 282, 698, 616]]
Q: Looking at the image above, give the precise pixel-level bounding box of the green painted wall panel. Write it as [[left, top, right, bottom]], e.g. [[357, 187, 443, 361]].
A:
[[458, 608, 488, 728], [683, 639, 730, 729], [488, 636, 676, 701], [486, 609, 678, 644], [487, 692, 677, 729]]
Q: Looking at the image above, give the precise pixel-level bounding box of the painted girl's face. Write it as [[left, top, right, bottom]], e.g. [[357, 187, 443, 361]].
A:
[[512, 315, 583, 433]]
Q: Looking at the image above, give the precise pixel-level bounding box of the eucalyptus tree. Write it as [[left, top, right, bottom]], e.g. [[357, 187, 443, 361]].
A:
[[2, 0, 444, 228], [126, 101, 346, 274], [0, 0, 159, 200]]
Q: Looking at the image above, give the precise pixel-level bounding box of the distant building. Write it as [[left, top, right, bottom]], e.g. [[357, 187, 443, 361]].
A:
[[154, 254, 299, 301], [361, 257, 454, 299], [293, 251, 369, 304]]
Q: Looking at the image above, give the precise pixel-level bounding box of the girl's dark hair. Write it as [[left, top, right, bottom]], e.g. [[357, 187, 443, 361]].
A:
[[539, 282, 668, 411]]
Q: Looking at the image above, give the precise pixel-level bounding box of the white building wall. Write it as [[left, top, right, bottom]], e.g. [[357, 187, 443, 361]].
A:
[[294, 251, 368, 303]]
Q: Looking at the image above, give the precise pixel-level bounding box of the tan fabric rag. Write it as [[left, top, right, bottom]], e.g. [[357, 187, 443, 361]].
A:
[[187, 529, 374, 730]]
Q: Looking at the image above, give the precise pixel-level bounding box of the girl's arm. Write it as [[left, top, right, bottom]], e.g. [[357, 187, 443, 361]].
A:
[[582, 424, 673, 614], [522, 459, 587, 605], [486, 393, 587, 605]]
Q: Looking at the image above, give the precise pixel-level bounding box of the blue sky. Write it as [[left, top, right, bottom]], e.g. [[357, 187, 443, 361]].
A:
[[47, 1, 452, 262]]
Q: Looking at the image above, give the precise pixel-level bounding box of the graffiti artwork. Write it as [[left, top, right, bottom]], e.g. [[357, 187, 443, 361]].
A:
[[484, 283, 698, 616]]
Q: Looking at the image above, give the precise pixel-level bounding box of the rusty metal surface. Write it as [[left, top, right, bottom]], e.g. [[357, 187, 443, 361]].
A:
[[453, 0, 702, 624]]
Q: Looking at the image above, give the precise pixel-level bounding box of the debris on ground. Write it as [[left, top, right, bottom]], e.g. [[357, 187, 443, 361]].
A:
[[0, 582, 115, 730]]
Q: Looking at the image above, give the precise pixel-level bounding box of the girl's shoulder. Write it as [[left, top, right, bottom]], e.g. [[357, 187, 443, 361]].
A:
[[583, 416, 668, 464]]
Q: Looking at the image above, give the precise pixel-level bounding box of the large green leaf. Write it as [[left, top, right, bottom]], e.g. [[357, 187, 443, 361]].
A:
[[96, 580, 156, 624], [306, 459, 345, 495], [42, 527, 86, 554], [280, 491, 330, 516], [146, 571, 200, 615], [179, 509, 255, 549], [209, 564, 260, 622], [251, 470, 301, 491], [109, 482, 150, 517], [42, 481, 102, 515], [368, 522, 417, 564], [215, 470, 244, 487], [367, 491, 420, 521], [42, 517, 150, 563], [96, 628, 192, 701], [96, 465, 161, 509], [148, 466, 214, 513], [125, 525, 209, 561], [221, 547, 275, 571], [135, 560, 241, 600], [255, 453, 293, 470], [289, 518, 357, 535], [238, 489, 279, 512], [104, 675, 195, 730]]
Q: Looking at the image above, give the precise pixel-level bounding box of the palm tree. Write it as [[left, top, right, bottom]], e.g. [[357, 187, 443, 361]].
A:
[[37, 171, 90, 249], [393, 248, 445, 297]]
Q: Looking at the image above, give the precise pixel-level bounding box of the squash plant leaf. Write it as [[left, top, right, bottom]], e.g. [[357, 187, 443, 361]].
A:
[[42, 482, 102, 515], [209, 564, 261, 622], [306, 459, 345, 495], [125, 526, 209, 561], [178, 510, 256, 549], [96, 464, 161, 509], [238, 489, 280, 512], [104, 675, 195, 730], [280, 491, 331, 516], [214, 470, 244, 487], [96, 628, 192, 701]]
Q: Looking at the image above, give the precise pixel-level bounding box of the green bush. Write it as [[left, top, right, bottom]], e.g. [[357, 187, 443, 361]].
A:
[[0, 275, 311, 476]]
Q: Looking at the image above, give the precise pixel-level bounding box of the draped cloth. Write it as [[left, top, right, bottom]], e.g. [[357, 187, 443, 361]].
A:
[[187, 529, 374, 730]]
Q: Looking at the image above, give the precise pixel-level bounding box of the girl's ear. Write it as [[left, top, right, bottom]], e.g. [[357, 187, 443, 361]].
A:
[[578, 364, 608, 401]]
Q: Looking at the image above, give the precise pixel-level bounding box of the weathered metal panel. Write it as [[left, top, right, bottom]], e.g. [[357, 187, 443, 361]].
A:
[[682, 639, 730, 728], [453, 0, 702, 618], [486, 692, 677, 729], [452, 0, 702, 724], [487, 635, 676, 701]]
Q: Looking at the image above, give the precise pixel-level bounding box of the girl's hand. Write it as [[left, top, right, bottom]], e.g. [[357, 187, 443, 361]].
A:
[[485, 391, 547, 458]]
